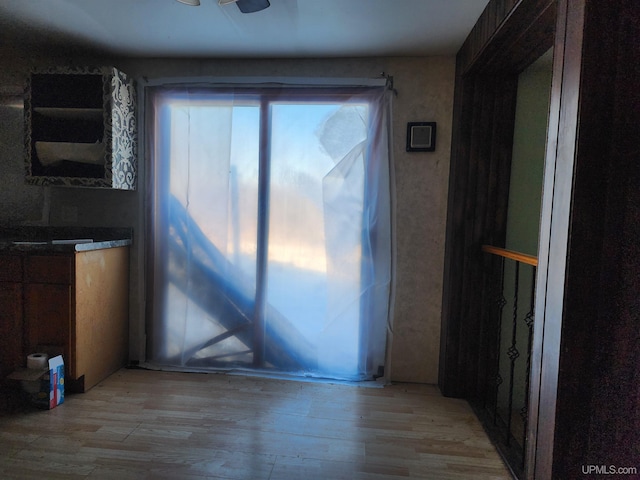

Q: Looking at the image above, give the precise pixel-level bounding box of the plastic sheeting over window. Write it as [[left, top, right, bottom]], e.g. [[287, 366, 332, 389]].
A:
[[146, 84, 393, 381]]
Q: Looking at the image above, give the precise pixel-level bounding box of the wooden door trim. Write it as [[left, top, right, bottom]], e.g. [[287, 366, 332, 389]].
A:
[[525, 1, 587, 477]]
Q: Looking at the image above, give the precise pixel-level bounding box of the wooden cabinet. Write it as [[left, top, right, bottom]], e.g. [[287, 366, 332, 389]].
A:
[[0, 247, 129, 392], [25, 284, 72, 364], [74, 247, 130, 392], [24, 66, 137, 189], [0, 256, 24, 380], [24, 255, 73, 377]]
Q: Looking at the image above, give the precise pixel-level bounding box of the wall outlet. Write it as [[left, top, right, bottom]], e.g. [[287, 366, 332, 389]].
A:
[[61, 206, 78, 223]]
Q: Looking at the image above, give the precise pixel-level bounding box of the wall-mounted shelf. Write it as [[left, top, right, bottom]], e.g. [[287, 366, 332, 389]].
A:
[[35, 141, 105, 167], [33, 107, 104, 121], [24, 66, 137, 190]]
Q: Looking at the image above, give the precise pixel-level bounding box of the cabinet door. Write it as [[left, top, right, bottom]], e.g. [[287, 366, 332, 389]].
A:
[[0, 283, 23, 379], [24, 283, 72, 376], [0, 255, 23, 379], [25, 255, 71, 284]]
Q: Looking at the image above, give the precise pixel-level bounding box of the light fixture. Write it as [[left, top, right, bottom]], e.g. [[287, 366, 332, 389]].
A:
[[219, 0, 270, 13], [176, 0, 200, 5]]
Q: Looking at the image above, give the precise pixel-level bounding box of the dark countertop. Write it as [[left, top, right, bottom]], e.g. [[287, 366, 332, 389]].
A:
[[0, 226, 133, 253]]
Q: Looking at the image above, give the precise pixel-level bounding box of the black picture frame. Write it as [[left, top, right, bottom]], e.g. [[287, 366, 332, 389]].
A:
[[406, 122, 436, 152]]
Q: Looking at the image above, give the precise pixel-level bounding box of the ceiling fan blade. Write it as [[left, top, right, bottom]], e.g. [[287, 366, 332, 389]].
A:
[[236, 0, 270, 13]]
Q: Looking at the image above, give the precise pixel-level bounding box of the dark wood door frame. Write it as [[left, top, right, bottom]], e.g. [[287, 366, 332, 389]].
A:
[[441, 0, 640, 478], [531, 1, 640, 478], [439, 0, 555, 399], [525, 0, 577, 476]]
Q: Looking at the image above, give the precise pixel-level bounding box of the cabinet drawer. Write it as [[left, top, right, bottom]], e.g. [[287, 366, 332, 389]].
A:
[[0, 255, 23, 282], [25, 255, 72, 284]]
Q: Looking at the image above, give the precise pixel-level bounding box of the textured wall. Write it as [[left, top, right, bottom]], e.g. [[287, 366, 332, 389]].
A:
[[0, 55, 454, 384], [0, 75, 46, 225], [506, 50, 552, 255], [384, 58, 454, 383]]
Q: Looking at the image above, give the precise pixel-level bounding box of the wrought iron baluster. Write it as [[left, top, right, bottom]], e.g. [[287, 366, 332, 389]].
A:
[[519, 266, 537, 469], [506, 262, 520, 446], [479, 245, 538, 479]]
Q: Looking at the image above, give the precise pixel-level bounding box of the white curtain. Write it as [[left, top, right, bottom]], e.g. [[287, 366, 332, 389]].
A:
[[146, 82, 394, 381]]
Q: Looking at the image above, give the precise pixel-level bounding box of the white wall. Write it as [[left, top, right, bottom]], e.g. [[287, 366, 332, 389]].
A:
[[0, 54, 455, 384]]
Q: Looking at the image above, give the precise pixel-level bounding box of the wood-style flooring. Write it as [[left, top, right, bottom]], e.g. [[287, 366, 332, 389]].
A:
[[0, 368, 511, 479]]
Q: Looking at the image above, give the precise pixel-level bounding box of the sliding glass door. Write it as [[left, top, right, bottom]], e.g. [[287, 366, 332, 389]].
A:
[[147, 85, 392, 381]]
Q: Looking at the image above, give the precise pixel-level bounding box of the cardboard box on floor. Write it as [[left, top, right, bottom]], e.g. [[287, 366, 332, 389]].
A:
[[8, 355, 65, 409]]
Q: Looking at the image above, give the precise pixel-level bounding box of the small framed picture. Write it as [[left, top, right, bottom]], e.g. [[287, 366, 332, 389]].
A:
[[406, 122, 436, 152]]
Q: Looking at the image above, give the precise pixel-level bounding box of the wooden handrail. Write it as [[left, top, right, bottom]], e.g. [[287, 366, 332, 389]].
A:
[[481, 245, 538, 267]]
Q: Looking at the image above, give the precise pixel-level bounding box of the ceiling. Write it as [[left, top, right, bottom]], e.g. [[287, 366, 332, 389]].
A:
[[0, 0, 489, 59]]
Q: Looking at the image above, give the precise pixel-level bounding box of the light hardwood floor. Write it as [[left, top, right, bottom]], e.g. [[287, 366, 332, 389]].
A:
[[0, 369, 511, 479]]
